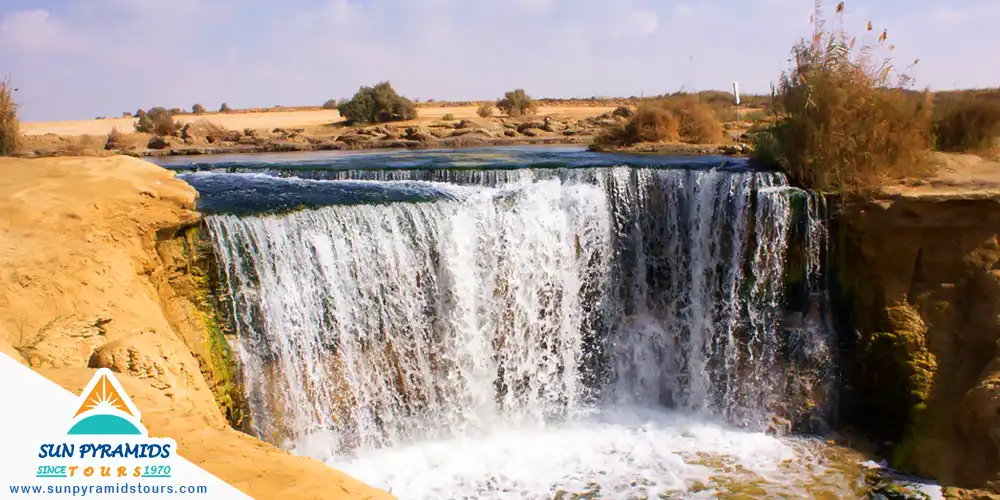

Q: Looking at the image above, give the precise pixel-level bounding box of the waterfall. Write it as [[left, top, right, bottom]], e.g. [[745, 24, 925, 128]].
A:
[[206, 167, 832, 456]]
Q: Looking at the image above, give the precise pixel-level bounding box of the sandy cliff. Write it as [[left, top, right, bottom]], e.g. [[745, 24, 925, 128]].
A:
[[834, 154, 1000, 489], [0, 155, 393, 500]]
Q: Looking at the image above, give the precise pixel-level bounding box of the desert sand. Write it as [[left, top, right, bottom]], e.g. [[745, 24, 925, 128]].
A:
[[0, 155, 393, 500], [21, 105, 620, 137]]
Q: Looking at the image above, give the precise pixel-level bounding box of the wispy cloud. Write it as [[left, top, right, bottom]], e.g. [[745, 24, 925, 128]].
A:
[[0, 10, 89, 54]]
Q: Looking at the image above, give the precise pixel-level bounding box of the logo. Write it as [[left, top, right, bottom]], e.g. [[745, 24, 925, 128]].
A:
[[33, 369, 177, 482]]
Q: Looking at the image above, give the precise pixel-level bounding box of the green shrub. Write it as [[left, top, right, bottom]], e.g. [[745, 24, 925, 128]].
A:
[[496, 89, 537, 117], [134, 107, 181, 136], [442, 113, 455, 121], [322, 99, 339, 110], [337, 81, 417, 124], [932, 93, 1000, 152], [755, 1, 932, 193], [0, 77, 19, 156]]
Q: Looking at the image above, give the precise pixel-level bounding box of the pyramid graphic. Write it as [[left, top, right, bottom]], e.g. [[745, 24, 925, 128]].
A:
[[67, 369, 146, 436]]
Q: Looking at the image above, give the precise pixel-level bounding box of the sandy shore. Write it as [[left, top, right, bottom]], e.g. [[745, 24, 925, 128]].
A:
[[21, 105, 620, 137]]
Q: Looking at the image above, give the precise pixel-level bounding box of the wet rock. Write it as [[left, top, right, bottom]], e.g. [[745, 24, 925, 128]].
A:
[[404, 126, 437, 143], [335, 134, 370, 146], [766, 415, 792, 436], [516, 121, 546, 133], [542, 116, 566, 132], [521, 128, 547, 137], [455, 119, 487, 129], [438, 136, 490, 148], [147, 136, 169, 149], [451, 128, 494, 138]]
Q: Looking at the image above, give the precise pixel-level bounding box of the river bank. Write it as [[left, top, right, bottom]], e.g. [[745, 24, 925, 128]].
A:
[[0, 155, 394, 500], [16, 104, 755, 159]]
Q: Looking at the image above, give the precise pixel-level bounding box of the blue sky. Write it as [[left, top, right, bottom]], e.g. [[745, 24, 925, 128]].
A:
[[1, 0, 998, 121]]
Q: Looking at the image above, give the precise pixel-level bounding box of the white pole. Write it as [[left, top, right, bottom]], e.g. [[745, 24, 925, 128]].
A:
[[733, 81, 742, 146]]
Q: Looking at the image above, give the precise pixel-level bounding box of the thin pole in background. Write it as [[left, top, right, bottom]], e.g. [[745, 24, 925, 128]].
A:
[[733, 81, 742, 146]]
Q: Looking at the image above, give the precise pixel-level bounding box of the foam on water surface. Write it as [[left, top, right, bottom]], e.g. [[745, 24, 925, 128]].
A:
[[315, 407, 864, 499]]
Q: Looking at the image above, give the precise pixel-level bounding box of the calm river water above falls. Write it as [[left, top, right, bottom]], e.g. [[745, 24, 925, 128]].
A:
[[154, 147, 937, 499]]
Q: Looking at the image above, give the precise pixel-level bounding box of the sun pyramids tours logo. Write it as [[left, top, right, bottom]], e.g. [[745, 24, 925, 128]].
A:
[[31, 368, 178, 483], [68, 369, 146, 436]]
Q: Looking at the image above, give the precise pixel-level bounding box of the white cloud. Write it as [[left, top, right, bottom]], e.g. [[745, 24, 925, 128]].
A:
[[628, 9, 660, 36], [0, 10, 88, 54]]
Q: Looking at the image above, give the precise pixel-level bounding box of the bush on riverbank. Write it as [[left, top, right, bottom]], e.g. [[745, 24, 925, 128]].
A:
[[134, 107, 182, 136], [476, 102, 494, 118], [105, 127, 126, 150], [338, 81, 417, 124], [593, 105, 680, 147], [496, 89, 537, 117], [932, 90, 1000, 152], [754, 2, 932, 192], [0, 77, 18, 156], [593, 97, 724, 146]]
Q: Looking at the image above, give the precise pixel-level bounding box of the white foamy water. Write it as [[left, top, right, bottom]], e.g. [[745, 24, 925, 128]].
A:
[[320, 407, 858, 499], [207, 167, 846, 498]]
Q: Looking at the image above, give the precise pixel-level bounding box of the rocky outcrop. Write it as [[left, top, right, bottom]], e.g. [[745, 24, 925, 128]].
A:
[[86, 115, 607, 158], [0, 156, 393, 500], [834, 188, 1000, 490]]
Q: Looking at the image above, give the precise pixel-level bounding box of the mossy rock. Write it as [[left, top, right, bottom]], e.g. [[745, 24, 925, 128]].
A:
[[174, 225, 248, 430]]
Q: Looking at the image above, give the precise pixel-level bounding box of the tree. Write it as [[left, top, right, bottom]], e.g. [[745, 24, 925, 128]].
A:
[[337, 81, 417, 124], [496, 89, 537, 117], [192, 103, 206, 115], [322, 99, 339, 110], [134, 107, 180, 136], [0, 77, 18, 156], [220, 102, 231, 113]]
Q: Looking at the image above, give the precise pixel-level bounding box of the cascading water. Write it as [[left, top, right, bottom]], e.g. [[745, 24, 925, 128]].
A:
[[190, 149, 857, 498]]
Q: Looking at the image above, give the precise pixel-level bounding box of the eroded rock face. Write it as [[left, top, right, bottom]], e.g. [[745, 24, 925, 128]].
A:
[[0, 156, 394, 500], [835, 195, 1000, 489]]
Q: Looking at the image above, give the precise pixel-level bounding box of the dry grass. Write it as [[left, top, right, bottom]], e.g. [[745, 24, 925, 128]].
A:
[[1, 77, 20, 156], [754, 1, 932, 193], [476, 102, 494, 118], [105, 127, 126, 150], [677, 104, 724, 144], [594, 104, 679, 147], [594, 96, 724, 146], [932, 90, 1000, 152]]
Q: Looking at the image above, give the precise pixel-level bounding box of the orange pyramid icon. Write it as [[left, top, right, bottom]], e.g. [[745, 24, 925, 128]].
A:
[[73, 373, 133, 418]]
